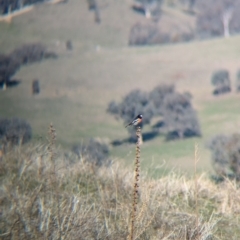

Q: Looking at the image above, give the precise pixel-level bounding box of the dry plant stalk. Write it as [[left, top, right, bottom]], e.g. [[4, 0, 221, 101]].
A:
[[128, 126, 141, 240], [48, 123, 56, 164], [194, 143, 199, 239], [48, 123, 62, 239]]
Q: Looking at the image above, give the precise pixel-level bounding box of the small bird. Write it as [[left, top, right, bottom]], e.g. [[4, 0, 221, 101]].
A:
[[125, 114, 143, 128]]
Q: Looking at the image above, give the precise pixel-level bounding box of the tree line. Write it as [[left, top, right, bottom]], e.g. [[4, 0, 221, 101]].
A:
[[129, 0, 240, 45], [0, 0, 47, 15]]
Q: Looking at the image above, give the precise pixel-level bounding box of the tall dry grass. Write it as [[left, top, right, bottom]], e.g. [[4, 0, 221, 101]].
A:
[[1, 130, 240, 239]]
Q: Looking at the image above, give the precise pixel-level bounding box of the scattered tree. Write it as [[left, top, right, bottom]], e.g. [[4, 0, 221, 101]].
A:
[[107, 85, 201, 141], [211, 69, 231, 95], [196, 0, 240, 38]]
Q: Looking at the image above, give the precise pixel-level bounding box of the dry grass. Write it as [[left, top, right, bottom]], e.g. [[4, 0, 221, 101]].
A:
[[1, 134, 240, 239]]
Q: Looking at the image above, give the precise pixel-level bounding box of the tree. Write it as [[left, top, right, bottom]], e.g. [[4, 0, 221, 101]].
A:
[[132, 0, 163, 20], [161, 92, 201, 139], [107, 85, 201, 141], [0, 54, 20, 89], [149, 84, 175, 115], [196, 0, 240, 38], [87, 0, 101, 23], [211, 69, 231, 95], [107, 89, 154, 139]]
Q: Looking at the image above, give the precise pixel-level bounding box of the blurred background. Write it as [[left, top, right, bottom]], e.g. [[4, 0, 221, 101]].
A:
[[1, 0, 240, 178]]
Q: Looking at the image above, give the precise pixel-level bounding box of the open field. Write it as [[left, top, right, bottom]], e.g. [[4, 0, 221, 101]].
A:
[[0, 0, 240, 176]]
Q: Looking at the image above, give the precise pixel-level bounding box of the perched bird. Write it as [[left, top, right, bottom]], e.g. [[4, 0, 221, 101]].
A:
[[125, 114, 143, 128]]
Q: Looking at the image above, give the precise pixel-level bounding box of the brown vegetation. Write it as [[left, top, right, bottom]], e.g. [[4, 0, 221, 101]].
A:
[[1, 128, 240, 239]]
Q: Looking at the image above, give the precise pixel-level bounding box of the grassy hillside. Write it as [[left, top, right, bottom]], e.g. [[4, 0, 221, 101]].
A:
[[0, 0, 240, 176]]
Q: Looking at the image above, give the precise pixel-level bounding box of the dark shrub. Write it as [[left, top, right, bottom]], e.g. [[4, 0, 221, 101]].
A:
[[0, 54, 20, 85], [0, 118, 32, 145], [72, 139, 110, 166], [66, 40, 73, 50], [211, 69, 231, 95], [32, 79, 40, 95], [87, 0, 97, 10], [208, 134, 240, 180]]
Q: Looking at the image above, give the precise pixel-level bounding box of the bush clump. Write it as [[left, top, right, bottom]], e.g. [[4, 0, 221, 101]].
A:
[[211, 69, 231, 95], [0, 118, 32, 145], [208, 133, 240, 180]]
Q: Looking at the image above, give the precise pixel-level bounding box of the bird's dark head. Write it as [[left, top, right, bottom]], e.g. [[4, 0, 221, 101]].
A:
[[138, 114, 143, 119]]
